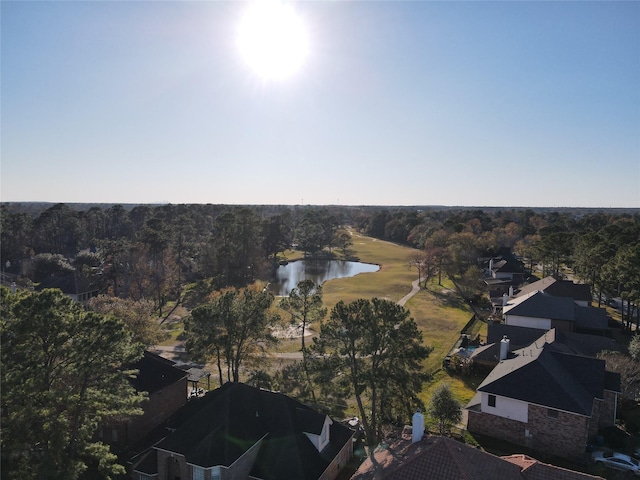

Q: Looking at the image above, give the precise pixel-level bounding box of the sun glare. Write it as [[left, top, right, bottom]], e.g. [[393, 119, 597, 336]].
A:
[[237, 0, 309, 80]]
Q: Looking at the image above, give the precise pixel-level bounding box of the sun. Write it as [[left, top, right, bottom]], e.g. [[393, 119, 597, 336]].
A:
[[237, 0, 309, 80]]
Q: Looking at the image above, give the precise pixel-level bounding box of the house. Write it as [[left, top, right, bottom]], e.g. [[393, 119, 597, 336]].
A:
[[485, 250, 526, 283], [103, 351, 189, 449], [466, 333, 620, 461], [470, 325, 621, 372], [503, 290, 609, 335], [37, 271, 100, 304], [131, 382, 354, 480], [350, 433, 604, 480], [515, 276, 592, 307]]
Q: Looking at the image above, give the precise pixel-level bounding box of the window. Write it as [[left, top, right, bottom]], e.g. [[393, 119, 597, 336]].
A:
[[488, 395, 496, 407], [192, 466, 205, 480], [211, 467, 221, 480], [139, 475, 151, 480], [547, 408, 559, 418]]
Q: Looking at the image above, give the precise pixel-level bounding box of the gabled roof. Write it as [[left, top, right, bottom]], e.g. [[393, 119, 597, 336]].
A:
[[351, 435, 603, 480], [487, 323, 547, 348], [492, 257, 525, 274], [129, 351, 188, 394], [37, 272, 99, 295], [575, 305, 609, 331], [476, 334, 620, 415], [503, 291, 576, 322], [516, 276, 592, 303], [517, 328, 620, 358], [155, 382, 353, 479], [475, 327, 620, 370], [502, 454, 604, 480], [503, 291, 609, 331]]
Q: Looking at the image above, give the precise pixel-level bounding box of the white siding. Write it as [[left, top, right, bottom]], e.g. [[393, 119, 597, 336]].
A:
[[481, 393, 528, 423], [303, 416, 332, 452], [504, 315, 551, 330]]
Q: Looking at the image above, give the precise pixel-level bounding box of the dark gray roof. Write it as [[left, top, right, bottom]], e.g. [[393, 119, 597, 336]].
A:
[[516, 276, 592, 303], [575, 305, 609, 331], [130, 351, 188, 394], [477, 328, 621, 371], [527, 329, 620, 358], [477, 335, 619, 416], [37, 272, 99, 295], [487, 323, 547, 348], [504, 291, 576, 322], [156, 382, 353, 479]]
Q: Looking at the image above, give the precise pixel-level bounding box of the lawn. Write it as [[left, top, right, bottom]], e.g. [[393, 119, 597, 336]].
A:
[[166, 230, 484, 410], [308, 231, 482, 407]]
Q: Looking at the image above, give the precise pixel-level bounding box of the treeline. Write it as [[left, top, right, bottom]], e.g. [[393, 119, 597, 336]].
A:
[[0, 204, 355, 309], [1, 203, 639, 321], [356, 207, 640, 325]]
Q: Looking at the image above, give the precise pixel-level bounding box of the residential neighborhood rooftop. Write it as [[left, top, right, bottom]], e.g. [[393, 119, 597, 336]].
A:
[[350, 433, 603, 480]]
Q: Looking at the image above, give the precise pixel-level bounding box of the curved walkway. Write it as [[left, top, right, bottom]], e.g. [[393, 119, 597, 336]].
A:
[[397, 278, 421, 307]]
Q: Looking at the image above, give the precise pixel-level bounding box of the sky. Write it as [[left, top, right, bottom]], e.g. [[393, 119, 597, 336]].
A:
[[2, 0, 639, 208]]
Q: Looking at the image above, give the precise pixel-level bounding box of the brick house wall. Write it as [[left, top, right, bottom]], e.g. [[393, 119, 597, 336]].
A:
[[527, 404, 589, 462], [318, 434, 354, 480], [468, 404, 591, 462], [598, 391, 617, 428], [226, 437, 264, 480], [128, 376, 188, 445], [156, 449, 188, 480], [467, 409, 528, 447]]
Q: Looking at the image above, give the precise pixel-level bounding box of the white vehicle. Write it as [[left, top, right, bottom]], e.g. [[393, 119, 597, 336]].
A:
[[592, 450, 640, 476]]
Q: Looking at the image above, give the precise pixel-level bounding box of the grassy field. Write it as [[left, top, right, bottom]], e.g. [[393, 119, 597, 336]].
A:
[[166, 230, 485, 414], [297, 231, 482, 407]]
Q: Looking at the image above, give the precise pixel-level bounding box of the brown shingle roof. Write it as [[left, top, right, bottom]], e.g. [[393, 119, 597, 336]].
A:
[[351, 435, 603, 480], [503, 454, 604, 480]]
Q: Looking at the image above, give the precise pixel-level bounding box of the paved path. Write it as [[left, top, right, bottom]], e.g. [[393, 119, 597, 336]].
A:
[[153, 277, 424, 361], [397, 278, 421, 307]]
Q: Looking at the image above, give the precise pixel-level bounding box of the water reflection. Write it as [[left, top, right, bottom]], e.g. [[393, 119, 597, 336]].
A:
[[269, 259, 379, 296]]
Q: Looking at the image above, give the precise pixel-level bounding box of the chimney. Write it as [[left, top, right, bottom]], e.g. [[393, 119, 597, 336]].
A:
[[412, 410, 425, 443], [500, 336, 510, 361], [509, 286, 514, 297], [502, 293, 508, 306]]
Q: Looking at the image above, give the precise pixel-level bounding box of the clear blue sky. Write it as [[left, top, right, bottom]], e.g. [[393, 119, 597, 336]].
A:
[[2, 0, 639, 208]]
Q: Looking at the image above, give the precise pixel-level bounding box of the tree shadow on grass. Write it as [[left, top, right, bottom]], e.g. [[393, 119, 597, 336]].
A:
[[426, 287, 468, 310]]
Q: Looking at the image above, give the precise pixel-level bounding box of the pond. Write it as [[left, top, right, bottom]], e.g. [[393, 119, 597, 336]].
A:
[[268, 259, 380, 296]]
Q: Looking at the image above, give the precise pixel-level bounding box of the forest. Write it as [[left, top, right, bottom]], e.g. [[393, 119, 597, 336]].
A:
[[2, 202, 639, 323]]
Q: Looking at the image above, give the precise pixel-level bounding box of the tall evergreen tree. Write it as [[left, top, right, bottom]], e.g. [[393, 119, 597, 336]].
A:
[[0, 287, 144, 480], [312, 298, 431, 452], [185, 287, 279, 385]]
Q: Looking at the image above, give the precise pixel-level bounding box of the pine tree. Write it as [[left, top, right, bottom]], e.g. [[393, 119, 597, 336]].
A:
[[0, 287, 144, 480]]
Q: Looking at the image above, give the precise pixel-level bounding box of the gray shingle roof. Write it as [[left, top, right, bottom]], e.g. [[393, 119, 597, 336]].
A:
[[516, 276, 592, 303], [156, 382, 353, 479], [504, 291, 576, 322], [476, 336, 618, 415]]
